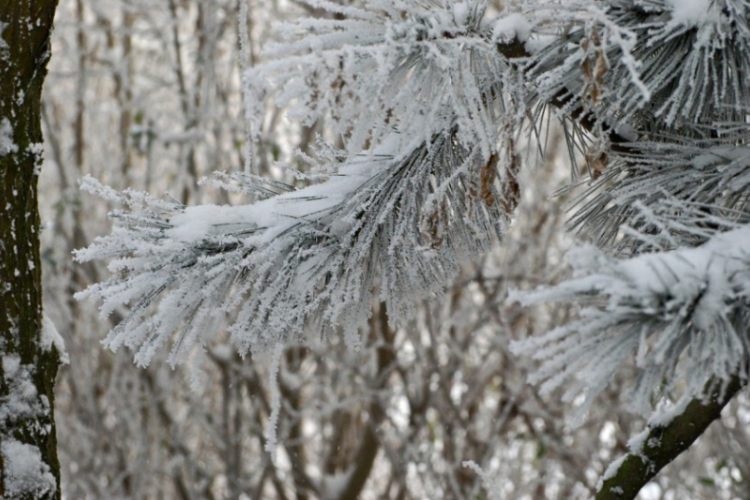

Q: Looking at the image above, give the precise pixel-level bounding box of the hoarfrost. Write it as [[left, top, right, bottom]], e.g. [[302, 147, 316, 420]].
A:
[[77, 82, 518, 365], [532, 0, 750, 125], [65, 0, 750, 496]]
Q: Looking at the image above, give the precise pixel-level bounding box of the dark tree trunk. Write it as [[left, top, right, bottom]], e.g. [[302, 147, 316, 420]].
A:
[[0, 1, 61, 498]]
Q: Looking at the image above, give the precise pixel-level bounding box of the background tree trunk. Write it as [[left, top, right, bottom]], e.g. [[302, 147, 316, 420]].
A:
[[1, 1, 61, 498]]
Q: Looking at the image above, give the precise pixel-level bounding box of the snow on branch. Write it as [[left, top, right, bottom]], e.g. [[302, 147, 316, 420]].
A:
[[510, 224, 750, 423], [75, 130, 519, 366], [595, 374, 744, 500]]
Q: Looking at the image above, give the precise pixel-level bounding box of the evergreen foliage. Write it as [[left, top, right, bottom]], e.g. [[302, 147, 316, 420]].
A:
[[76, 1, 750, 496]]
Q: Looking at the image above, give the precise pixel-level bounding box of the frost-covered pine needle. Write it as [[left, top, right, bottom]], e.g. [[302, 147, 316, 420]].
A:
[[510, 224, 750, 422], [245, 0, 523, 158], [570, 136, 750, 253]]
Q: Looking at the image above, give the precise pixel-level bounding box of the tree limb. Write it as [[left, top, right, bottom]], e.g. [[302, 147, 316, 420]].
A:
[[596, 376, 745, 500]]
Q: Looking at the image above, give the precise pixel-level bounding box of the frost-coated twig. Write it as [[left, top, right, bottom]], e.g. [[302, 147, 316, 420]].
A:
[[238, 0, 256, 175]]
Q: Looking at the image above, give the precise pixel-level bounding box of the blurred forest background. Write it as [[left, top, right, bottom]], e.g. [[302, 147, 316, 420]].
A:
[[39, 0, 750, 498]]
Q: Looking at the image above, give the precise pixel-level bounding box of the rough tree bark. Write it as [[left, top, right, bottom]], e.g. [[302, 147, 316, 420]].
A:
[[1, 1, 62, 498]]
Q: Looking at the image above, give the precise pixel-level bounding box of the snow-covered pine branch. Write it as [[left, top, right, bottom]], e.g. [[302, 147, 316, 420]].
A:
[[510, 223, 750, 423], [246, 0, 526, 158], [532, 0, 750, 131], [75, 0, 530, 365], [75, 129, 519, 366]]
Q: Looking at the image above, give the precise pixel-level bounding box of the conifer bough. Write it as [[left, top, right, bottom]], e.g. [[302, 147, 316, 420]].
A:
[[76, 1, 750, 498]]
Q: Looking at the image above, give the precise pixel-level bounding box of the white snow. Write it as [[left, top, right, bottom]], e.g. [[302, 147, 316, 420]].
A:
[[627, 428, 651, 456], [511, 223, 750, 419], [453, 2, 471, 27], [1, 355, 38, 422], [168, 165, 371, 245], [648, 396, 692, 428], [491, 14, 531, 44], [2, 438, 57, 497], [616, 225, 750, 332], [515, 224, 750, 332], [523, 34, 557, 55], [666, 0, 721, 28], [597, 454, 627, 491], [0, 354, 57, 496], [42, 314, 69, 364], [0, 118, 18, 157]]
